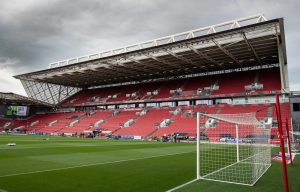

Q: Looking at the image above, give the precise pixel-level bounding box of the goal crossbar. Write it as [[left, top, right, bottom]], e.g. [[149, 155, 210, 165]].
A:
[[200, 112, 263, 126]]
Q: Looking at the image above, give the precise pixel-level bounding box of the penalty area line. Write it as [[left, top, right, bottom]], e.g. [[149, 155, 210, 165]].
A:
[[166, 178, 198, 192], [0, 151, 194, 178]]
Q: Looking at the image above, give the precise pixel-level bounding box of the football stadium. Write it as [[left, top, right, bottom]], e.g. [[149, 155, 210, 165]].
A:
[[0, 13, 300, 192]]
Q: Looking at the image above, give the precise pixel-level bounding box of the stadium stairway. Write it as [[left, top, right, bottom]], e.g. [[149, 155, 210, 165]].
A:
[[152, 105, 217, 137], [99, 109, 142, 133], [145, 108, 182, 137], [57, 110, 111, 134], [23, 112, 83, 133], [0, 119, 14, 130], [114, 108, 173, 137]]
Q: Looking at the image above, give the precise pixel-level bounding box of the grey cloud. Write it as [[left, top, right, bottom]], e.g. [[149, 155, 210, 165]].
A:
[[0, 0, 300, 94]]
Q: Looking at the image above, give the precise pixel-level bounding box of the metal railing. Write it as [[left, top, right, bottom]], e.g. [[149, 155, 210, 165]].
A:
[[48, 14, 267, 69]]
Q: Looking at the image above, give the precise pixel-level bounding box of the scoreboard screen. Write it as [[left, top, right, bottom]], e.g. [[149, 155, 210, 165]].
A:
[[6, 106, 29, 116]]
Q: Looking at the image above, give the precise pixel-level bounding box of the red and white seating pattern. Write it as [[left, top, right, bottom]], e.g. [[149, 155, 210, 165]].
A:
[[60, 68, 281, 107]]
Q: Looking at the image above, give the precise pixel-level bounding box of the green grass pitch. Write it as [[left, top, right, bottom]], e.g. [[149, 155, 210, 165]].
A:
[[0, 134, 299, 192]]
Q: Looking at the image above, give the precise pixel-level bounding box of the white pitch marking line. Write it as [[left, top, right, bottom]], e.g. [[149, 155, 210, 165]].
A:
[[0, 142, 167, 150], [166, 178, 198, 192], [0, 151, 194, 178], [165, 148, 271, 191], [0, 189, 8, 192]]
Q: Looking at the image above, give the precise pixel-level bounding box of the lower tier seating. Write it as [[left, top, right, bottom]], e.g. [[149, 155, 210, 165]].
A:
[[114, 108, 173, 137], [9, 103, 290, 143]]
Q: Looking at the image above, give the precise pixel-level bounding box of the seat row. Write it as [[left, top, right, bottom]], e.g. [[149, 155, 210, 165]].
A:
[[10, 103, 290, 143]]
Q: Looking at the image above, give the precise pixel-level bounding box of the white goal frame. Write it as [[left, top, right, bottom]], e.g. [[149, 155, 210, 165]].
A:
[[196, 112, 271, 186]]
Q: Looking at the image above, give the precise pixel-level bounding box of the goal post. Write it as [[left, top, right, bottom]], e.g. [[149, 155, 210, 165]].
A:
[[196, 112, 201, 180], [285, 118, 293, 166], [196, 112, 271, 186], [235, 124, 240, 163]]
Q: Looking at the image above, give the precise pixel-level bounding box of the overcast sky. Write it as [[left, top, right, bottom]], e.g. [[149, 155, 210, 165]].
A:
[[0, 0, 299, 96]]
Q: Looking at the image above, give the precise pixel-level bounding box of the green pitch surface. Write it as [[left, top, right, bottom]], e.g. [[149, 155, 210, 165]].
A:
[[0, 134, 299, 192]]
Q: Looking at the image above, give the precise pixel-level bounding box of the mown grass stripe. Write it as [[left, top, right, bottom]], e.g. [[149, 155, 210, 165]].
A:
[[0, 151, 194, 178]]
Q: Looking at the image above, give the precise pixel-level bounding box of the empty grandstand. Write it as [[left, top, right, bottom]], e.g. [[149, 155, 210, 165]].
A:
[[0, 14, 291, 142], [0, 92, 52, 132]]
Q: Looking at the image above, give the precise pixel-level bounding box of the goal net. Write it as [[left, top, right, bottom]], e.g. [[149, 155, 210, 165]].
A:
[[196, 112, 271, 186]]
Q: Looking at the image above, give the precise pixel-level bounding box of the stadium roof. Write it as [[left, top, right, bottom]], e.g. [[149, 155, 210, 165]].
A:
[[0, 92, 52, 106], [14, 14, 288, 105]]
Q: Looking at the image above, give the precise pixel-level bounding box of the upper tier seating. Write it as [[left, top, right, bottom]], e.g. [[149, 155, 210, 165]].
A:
[[60, 68, 281, 107], [258, 68, 281, 91], [212, 70, 256, 95], [151, 80, 185, 99]]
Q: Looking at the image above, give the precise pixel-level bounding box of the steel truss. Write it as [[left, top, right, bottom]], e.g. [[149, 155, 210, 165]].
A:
[[21, 80, 81, 105], [48, 14, 267, 69]]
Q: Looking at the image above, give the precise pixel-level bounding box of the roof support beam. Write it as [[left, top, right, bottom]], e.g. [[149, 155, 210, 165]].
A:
[[101, 58, 157, 75], [125, 57, 160, 73], [186, 45, 222, 69], [164, 49, 202, 69], [241, 32, 263, 65], [46, 83, 56, 104], [58, 85, 62, 103], [142, 53, 181, 75], [143, 53, 180, 69], [212, 39, 242, 67], [93, 61, 138, 77]]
